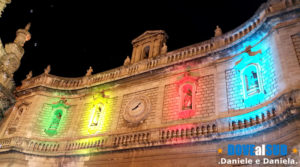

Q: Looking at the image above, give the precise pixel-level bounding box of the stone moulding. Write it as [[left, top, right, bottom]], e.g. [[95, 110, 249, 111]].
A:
[[0, 89, 299, 156], [16, 1, 300, 91]]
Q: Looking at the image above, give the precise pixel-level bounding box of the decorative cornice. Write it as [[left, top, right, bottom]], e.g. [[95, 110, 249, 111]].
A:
[[131, 30, 167, 44], [16, 1, 300, 92]]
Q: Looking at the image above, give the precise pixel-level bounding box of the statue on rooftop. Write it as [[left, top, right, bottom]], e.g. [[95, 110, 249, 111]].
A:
[[86, 66, 93, 76], [26, 71, 32, 80], [161, 42, 168, 55], [44, 65, 51, 74], [214, 25, 222, 37], [123, 56, 131, 66]]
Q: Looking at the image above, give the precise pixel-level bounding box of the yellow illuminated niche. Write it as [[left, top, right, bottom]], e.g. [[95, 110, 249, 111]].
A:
[[89, 103, 104, 128], [81, 88, 114, 135]]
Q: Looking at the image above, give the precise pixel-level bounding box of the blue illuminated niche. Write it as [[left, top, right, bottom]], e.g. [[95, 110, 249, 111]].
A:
[[241, 63, 265, 107], [229, 29, 277, 110]]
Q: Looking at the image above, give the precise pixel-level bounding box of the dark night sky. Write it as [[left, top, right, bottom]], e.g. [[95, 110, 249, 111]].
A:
[[0, 0, 267, 86]]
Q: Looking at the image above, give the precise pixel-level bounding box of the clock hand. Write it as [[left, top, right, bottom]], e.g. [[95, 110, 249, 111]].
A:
[[132, 102, 141, 110]]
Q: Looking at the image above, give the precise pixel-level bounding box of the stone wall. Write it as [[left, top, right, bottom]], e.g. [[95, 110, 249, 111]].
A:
[[162, 83, 180, 122], [0, 0, 299, 166], [225, 68, 244, 110], [117, 87, 158, 132], [195, 75, 215, 117], [292, 33, 300, 65], [1, 2, 299, 143]]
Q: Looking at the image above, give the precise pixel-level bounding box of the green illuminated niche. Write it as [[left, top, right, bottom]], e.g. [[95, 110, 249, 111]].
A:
[[44, 99, 70, 136]]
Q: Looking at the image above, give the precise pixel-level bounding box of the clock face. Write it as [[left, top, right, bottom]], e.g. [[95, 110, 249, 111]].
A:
[[127, 99, 145, 117], [123, 96, 151, 124]]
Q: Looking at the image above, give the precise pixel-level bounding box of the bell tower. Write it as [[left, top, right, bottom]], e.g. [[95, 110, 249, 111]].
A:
[[130, 30, 167, 64]]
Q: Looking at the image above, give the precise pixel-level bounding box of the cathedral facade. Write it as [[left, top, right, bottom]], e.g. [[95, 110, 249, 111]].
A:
[[0, 0, 300, 166]]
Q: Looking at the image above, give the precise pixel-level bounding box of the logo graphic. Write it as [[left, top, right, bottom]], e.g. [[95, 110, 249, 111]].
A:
[[217, 144, 299, 165]]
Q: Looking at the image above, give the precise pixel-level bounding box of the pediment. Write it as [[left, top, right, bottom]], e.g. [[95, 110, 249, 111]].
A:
[[132, 30, 166, 44]]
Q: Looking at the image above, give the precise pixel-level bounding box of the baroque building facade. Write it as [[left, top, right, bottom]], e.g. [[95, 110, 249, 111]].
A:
[[0, 0, 300, 166]]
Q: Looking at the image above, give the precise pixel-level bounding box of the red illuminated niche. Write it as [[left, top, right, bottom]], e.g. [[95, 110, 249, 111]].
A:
[[176, 72, 198, 119]]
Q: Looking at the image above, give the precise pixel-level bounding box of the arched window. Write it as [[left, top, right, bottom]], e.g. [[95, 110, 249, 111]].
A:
[[142, 46, 150, 59]]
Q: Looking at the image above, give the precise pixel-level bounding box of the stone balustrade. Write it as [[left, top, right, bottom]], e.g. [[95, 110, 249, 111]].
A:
[[1, 89, 299, 156], [0, 112, 293, 155], [160, 122, 217, 142], [228, 90, 298, 131], [113, 131, 151, 147]]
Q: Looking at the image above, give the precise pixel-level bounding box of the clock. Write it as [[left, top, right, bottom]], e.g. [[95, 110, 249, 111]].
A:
[[123, 96, 151, 124]]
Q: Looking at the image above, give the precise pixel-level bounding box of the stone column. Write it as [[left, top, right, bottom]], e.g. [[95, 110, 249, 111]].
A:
[[134, 45, 142, 63], [153, 38, 161, 57], [148, 40, 154, 58], [131, 47, 137, 64]]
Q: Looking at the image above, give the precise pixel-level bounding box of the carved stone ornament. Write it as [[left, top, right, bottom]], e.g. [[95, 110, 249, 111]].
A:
[[214, 25, 222, 37], [161, 42, 168, 55], [44, 65, 51, 74], [14, 23, 31, 47], [123, 56, 131, 66], [123, 96, 151, 124], [85, 66, 93, 76], [26, 71, 32, 80]]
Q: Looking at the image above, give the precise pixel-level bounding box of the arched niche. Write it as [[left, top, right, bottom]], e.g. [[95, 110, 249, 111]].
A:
[[44, 99, 70, 136], [6, 101, 31, 135], [240, 63, 264, 107], [89, 103, 104, 127]]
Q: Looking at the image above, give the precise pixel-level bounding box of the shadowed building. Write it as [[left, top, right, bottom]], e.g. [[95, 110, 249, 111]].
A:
[[0, 0, 300, 166]]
